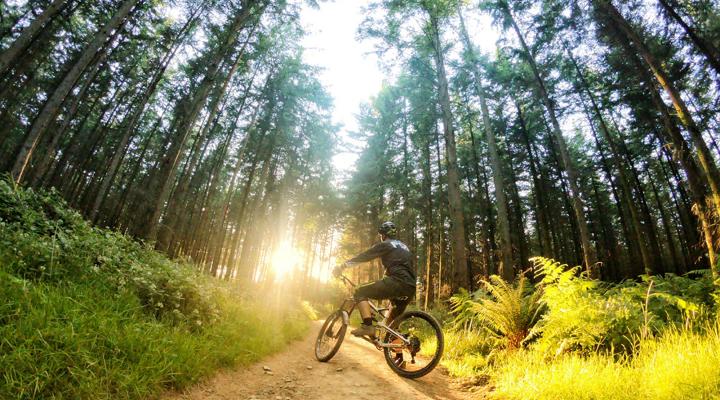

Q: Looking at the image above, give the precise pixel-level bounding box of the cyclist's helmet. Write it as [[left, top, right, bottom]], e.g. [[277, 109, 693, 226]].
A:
[[378, 221, 397, 238]]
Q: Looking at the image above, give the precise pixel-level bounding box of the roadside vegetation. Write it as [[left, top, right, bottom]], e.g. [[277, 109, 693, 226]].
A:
[[0, 179, 308, 399], [439, 257, 720, 399]]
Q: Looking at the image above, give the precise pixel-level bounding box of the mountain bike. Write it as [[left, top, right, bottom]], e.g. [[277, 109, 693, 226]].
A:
[[314, 274, 444, 379]]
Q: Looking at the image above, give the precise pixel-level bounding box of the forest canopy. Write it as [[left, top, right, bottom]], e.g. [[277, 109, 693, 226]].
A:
[[1, 0, 719, 299]]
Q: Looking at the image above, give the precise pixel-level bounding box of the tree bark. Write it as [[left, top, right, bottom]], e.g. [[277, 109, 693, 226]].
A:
[[624, 36, 719, 276], [566, 48, 659, 275], [88, 4, 205, 222], [597, 0, 720, 214], [136, 1, 262, 241], [458, 6, 513, 281], [156, 29, 254, 250], [10, 0, 139, 183], [0, 0, 70, 78], [419, 125, 435, 309], [426, 10, 469, 291], [502, 3, 598, 276]]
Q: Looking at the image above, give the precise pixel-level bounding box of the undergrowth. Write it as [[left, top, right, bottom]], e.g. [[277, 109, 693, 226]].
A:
[[0, 179, 308, 399], [492, 324, 720, 400], [442, 256, 720, 400]]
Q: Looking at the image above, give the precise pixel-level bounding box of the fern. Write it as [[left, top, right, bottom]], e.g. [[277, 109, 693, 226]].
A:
[[449, 288, 479, 330], [531, 257, 643, 354], [451, 274, 545, 350]]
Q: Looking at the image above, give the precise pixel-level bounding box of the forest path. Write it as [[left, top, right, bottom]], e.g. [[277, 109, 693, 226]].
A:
[[163, 321, 480, 400]]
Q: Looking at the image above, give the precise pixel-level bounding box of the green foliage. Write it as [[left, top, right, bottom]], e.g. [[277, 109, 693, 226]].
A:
[[491, 323, 720, 400], [0, 178, 217, 327], [531, 256, 641, 354], [531, 257, 716, 355], [0, 179, 309, 399], [450, 275, 544, 350], [300, 300, 319, 320], [0, 280, 307, 399], [443, 256, 720, 400], [435, 328, 493, 377]]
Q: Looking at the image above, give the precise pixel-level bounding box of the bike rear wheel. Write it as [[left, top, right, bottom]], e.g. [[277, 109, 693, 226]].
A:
[[314, 310, 347, 362], [383, 310, 444, 379]]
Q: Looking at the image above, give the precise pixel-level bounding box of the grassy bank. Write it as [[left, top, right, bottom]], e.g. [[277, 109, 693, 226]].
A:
[[491, 326, 720, 399], [438, 257, 720, 400], [0, 179, 308, 399], [440, 324, 720, 399]]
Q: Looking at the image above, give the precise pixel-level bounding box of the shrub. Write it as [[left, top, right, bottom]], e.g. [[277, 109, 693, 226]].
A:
[[0, 179, 309, 398], [0, 178, 218, 327], [450, 274, 544, 350], [531, 257, 642, 354], [531, 257, 716, 355]]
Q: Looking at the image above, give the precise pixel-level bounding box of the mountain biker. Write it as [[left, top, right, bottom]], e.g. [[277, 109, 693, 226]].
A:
[[333, 221, 416, 338]]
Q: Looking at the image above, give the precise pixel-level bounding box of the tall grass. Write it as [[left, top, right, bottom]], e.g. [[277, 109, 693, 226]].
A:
[[442, 257, 720, 399], [491, 324, 720, 400], [0, 179, 309, 399], [0, 278, 308, 399], [434, 329, 491, 377]]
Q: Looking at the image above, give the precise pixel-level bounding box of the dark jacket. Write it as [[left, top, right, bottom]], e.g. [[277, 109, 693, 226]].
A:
[[346, 239, 416, 287]]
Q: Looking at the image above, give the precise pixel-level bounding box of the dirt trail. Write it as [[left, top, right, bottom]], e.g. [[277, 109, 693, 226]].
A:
[[164, 322, 478, 400]]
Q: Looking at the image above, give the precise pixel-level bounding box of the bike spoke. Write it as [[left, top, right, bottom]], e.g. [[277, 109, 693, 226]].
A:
[[386, 314, 442, 374], [315, 313, 346, 362]]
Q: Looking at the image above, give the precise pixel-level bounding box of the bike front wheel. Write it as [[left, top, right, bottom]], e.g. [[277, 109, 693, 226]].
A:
[[382, 310, 444, 379], [314, 310, 347, 362]]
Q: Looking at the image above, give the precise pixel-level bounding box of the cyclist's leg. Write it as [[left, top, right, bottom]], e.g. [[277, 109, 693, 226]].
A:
[[387, 298, 409, 324], [387, 279, 416, 324], [354, 280, 389, 321], [352, 278, 402, 336]]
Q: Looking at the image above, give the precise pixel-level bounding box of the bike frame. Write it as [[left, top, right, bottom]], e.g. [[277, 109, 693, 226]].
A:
[[337, 275, 411, 349]]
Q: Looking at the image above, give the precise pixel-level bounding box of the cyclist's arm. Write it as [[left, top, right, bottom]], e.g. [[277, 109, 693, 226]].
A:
[[344, 241, 392, 267]]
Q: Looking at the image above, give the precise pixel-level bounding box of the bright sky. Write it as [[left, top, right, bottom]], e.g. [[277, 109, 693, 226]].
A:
[[300, 2, 384, 179], [300, 2, 500, 179]]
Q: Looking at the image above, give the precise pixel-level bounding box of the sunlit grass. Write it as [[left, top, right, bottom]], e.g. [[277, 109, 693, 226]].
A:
[[0, 278, 309, 399], [490, 324, 720, 400], [0, 179, 310, 399], [430, 329, 491, 377]]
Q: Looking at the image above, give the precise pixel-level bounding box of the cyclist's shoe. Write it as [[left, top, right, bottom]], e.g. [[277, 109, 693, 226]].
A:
[[351, 324, 375, 337]]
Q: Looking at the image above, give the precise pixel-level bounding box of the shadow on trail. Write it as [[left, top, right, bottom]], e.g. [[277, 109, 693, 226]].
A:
[[329, 333, 466, 400]]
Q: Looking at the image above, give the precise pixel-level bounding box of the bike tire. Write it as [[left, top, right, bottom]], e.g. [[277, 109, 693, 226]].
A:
[[314, 310, 347, 362], [383, 310, 444, 379]]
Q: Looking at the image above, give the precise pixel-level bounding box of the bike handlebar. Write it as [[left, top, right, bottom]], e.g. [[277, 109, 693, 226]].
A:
[[337, 274, 356, 288]]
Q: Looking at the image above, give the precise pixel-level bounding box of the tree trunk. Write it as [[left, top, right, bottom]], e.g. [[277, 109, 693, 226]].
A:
[[10, 0, 139, 183], [458, 6, 513, 281], [0, 0, 70, 78], [427, 11, 469, 291], [29, 29, 127, 187], [433, 122, 448, 298], [88, 4, 204, 222], [467, 121, 495, 277], [597, 0, 720, 214], [156, 31, 253, 250], [626, 37, 719, 276], [644, 161, 682, 273], [503, 4, 598, 276], [136, 2, 261, 241], [515, 101, 552, 259], [566, 48, 657, 275], [420, 126, 434, 309]]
